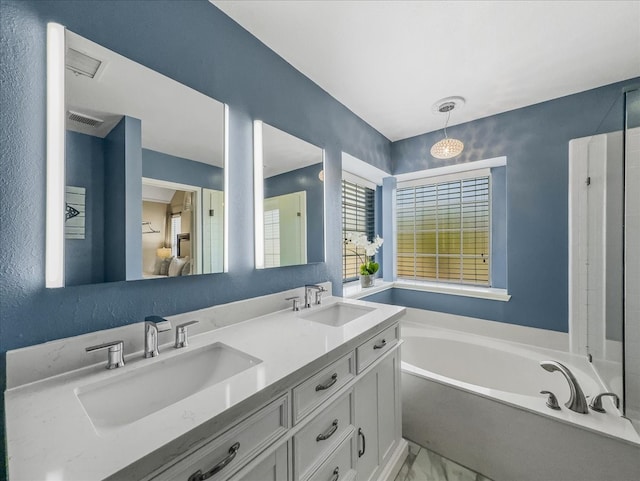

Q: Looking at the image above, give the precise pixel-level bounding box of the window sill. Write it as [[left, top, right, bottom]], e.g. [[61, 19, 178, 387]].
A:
[[343, 279, 510, 302]]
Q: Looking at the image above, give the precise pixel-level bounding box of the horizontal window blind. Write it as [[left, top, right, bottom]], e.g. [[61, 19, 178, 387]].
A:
[[397, 175, 490, 286], [342, 179, 375, 282]]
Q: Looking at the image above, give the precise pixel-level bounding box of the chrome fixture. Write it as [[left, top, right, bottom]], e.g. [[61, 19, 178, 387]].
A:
[[174, 320, 199, 349], [589, 392, 620, 413], [540, 360, 589, 413], [430, 96, 465, 159], [85, 340, 125, 369], [144, 316, 172, 358], [286, 296, 301, 311], [540, 390, 561, 410], [305, 284, 326, 308]]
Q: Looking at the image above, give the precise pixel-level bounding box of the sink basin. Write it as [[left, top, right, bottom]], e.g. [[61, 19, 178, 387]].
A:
[[299, 302, 375, 327], [76, 343, 261, 432]]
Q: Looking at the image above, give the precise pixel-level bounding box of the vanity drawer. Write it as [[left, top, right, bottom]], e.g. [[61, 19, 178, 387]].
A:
[[293, 352, 355, 423], [356, 323, 399, 373], [152, 394, 289, 481], [294, 390, 354, 480], [307, 434, 356, 481]]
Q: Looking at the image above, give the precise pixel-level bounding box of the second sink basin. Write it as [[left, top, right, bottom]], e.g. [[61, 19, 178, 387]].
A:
[[76, 342, 261, 433], [299, 302, 375, 327]]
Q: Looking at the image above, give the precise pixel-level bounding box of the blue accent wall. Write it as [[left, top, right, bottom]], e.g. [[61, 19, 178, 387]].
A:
[[65, 131, 105, 285], [142, 149, 224, 191], [391, 78, 639, 333], [264, 162, 324, 263]]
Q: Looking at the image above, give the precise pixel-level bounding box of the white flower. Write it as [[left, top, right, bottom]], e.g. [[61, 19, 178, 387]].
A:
[[344, 233, 384, 257]]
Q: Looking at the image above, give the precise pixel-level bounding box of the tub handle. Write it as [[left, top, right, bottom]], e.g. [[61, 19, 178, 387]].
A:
[[373, 339, 387, 350], [316, 373, 338, 391], [358, 427, 366, 457], [540, 390, 561, 410], [316, 419, 338, 441]]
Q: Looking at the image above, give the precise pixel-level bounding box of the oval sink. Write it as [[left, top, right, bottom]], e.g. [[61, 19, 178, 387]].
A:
[[76, 342, 261, 433], [299, 302, 375, 327]]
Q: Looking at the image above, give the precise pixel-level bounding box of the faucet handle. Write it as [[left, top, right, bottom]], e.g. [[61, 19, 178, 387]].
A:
[[145, 315, 172, 332], [589, 392, 620, 413], [285, 296, 301, 311], [86, 340, 125, 370], [540, 390, 561, 410], [175, 320, 199, 349]]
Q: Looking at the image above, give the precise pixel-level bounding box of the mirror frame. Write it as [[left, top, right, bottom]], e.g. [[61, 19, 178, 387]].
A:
[[253, 120, 326, 269], [46, 23, 229, 287]]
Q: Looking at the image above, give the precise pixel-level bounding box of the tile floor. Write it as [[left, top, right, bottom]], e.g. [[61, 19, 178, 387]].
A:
[[394, 440, 492, 481]]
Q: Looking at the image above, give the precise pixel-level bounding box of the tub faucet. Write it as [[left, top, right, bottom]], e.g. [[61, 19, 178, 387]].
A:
[[540, 360, 589, 414], [144, 316, 172, 358]]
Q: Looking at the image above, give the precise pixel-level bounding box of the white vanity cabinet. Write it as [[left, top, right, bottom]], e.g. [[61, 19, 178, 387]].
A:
[[145, 323, 402, 481]]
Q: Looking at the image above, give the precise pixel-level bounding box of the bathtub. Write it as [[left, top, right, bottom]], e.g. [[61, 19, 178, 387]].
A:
[[400, 318, 640, 481]]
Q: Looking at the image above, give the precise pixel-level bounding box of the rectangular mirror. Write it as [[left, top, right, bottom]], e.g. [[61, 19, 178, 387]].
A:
[[254, 122, 325, 268], [56, 29, 226, 286]]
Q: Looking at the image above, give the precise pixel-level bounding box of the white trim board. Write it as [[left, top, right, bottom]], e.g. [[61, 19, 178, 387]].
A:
[[341, 151, 390, 187], [394, 156, 506, 184]]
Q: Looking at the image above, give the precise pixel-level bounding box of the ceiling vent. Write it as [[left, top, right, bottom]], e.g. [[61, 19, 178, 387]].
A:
[[68, 110, 104, 128], [66, 48, 102, 78]]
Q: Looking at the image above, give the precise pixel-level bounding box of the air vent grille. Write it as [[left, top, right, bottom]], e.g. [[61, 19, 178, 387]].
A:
[[66, 48, 102, 78], [68, 111, 104, 128]]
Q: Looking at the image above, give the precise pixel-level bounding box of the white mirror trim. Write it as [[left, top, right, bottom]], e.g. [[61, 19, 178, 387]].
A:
[[223, 104, 229, 272], [46, 22, 66, 288]]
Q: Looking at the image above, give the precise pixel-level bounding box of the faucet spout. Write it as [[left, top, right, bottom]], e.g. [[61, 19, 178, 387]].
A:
[[540, 360, 589, 414], [144, 316, 172, 358]]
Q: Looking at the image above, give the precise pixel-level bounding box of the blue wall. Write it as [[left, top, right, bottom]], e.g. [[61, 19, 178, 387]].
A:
[[142, 149, 224, 191], [264, 162, 325, 263], [391, 78, 639, 332], [65, 131, 106, 285]]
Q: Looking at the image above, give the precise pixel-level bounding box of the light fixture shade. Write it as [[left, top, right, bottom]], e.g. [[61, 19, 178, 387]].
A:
[[430, 138, 464, 159], [156, 247, 172, 259]]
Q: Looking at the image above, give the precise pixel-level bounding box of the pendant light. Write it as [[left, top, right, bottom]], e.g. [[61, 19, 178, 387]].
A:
[[430, 97, 465, 159]]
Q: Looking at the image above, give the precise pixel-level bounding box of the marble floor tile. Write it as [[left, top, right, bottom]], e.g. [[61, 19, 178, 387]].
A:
[[395, 439, 492, 481]]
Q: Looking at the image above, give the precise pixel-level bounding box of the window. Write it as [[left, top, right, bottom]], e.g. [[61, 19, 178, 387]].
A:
[[170, 214, 181, 257], [342, 179, 375, 281], [397, 172, 490, 286], [263, 208, 281, 268]]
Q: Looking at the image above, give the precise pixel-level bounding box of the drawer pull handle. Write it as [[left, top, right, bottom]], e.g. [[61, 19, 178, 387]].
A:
[[358, 427, 366, 457], [373, 339, 387, 350], [315, 373, 338, 391], [188, 442, 240, 481], [316, 419, 339, 441], [330, 467, 340, 481]]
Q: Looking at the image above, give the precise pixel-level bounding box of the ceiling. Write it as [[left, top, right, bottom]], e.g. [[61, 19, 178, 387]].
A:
[[66, 31, 225, 167], [212, 0, 640, 141], [262, 123, 323, 178]]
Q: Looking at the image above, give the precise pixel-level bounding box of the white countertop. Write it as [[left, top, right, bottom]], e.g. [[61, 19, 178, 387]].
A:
[[5, 296, 404, 481]]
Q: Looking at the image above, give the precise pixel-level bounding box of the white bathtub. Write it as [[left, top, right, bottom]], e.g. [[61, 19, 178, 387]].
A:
[[401, 318, 640, 481]]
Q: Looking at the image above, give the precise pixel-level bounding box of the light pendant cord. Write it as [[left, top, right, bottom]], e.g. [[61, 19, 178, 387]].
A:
[[443, 110, 451, 139]]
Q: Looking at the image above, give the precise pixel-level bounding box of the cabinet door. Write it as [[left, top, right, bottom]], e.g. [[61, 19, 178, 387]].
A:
[[376, 350, 399, 467], [354, 368, 379, 481], [235, 443, 288, 481]]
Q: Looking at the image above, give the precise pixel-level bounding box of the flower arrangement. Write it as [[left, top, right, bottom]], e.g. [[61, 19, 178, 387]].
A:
[[344, 232, 384, 276]]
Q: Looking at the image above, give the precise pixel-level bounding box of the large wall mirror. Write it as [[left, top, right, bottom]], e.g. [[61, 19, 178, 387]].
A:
[[254, 122, 325, 268], [48, 26, 227, 286]]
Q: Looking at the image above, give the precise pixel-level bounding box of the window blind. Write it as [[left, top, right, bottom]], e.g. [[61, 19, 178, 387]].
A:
[[397, 175, 490, 285], [342, 179, 375, 281]]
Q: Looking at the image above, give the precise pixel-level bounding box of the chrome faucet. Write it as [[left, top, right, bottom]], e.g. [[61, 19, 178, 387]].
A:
[[540, 360, 589, 413], [589, 392, 620, 413], [144, 316, 172, 358], [305, 284, 326, 308]]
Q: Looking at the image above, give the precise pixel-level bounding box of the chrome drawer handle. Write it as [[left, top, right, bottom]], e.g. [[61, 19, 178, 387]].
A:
[[330, 467, 340, 481], [373, 339, 387, 350], [188, 442, 240, 481], [316, 419, 339, 441], [315, 373, 338, 391]]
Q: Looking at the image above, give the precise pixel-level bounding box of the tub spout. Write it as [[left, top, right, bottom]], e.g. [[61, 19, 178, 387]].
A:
[[540, 360, 589, 414]]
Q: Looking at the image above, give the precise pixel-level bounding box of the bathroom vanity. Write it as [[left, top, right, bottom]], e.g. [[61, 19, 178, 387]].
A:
[[4, 286, 407, 481]]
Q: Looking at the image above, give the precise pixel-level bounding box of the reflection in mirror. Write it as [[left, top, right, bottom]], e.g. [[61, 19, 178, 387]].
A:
[[254, 122, 325, 269], [61, 29, 225, 286]]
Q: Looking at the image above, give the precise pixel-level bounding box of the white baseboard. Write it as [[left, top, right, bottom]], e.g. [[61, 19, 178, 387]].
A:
[[378, 438, 408, 481]]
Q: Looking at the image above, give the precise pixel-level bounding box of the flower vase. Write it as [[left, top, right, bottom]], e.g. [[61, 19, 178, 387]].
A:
[[360, 273, 375, 288]]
